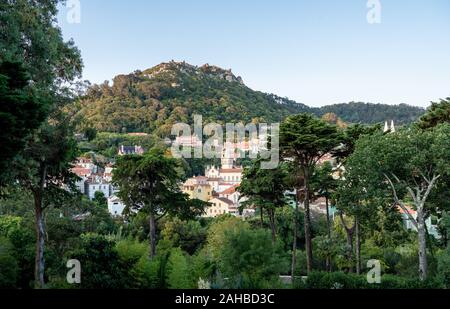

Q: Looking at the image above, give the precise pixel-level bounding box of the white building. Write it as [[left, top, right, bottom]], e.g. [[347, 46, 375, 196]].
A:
[[108, 195, 126, 217], [218, 184, 241, 206], [399, 206, 440, 239], [84, 176, 112, 200], [76, 157, 98, 174]]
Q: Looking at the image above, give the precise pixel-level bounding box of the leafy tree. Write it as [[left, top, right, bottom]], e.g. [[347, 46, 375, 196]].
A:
[[346, 124, 450, 280], [0, 61, 48, 182], [238, 158, 291, 242], [113, 148, 206, 257], [333, 123, 381, 165], [218, 227, 286, 288], [160, 217, 207, 255], [310, 162, 337, 271], [13, 112, 79, 288], [84, 127, 97, 142], [166, 247, 192, 289], [67, 234, 127, 289], [93, 191, 107, 209], [418, 98, 450, 130], [1, 0, 83, 288], [0, 236, 19, 288], [205, 215, 250, 261], [280, 113, 342, 273], [0, 0, 82, 90]]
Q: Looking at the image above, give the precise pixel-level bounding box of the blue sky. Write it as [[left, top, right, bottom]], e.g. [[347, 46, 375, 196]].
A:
[[58, 0, 450, 107]]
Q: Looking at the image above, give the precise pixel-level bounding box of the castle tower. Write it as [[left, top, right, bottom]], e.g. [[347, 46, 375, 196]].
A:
[[390, 120, 396, 133]]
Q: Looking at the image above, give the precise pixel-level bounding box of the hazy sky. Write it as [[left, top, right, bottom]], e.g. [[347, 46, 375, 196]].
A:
[[57, 0, 450, 107]]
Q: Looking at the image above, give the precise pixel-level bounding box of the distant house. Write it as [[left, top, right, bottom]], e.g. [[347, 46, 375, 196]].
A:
[[108, 195, 126, 217], [76, 157, 98, 173], [71, 166, 92, 194], [118, 145, 144, 156], [84, 176, 112, 200], [174, 134, 202, 148], [182, 182, 212, 202], [103, 163, 115, 182], [219, 168, 243, 184], [398, 206, 440, 239], [218, 184, 241, 206], [204, 197, 236, 217]]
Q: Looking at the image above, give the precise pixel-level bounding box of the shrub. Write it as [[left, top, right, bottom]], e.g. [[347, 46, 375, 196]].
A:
[[218, 227, 287, 289], [67, 233, 127, 289], [0, 237, 19, 288], [165, 247, 193, 289], [305, 272, 368, 289], [436, 247, 450, 288]]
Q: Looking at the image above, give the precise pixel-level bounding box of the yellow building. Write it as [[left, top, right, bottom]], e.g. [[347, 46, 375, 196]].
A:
[[182, 183, 212, 202], [204, 197, 235, 218]]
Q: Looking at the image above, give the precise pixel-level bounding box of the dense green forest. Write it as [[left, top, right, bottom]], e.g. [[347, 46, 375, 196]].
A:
[[72, 61, 425, 136]]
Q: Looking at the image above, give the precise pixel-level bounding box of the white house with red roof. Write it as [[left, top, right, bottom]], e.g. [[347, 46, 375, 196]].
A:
[[398, 205, 440, 239]]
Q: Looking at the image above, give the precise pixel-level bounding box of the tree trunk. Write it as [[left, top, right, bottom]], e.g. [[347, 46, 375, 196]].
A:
[[268, 209, 276, 243], [417, 208, 428, 281], [291, 190, 299, 282], [303, 166, 313, 274], [340, 213, 355, 273], [325, 196, 331, 272], [346, 231, 354, 273], [34, 191, 45, 289], [260, 206, 264, 228], [149, 212, 156, 258], [355, 216, 361, 275]]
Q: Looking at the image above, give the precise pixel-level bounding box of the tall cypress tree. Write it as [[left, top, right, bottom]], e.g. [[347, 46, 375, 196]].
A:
[[280, 113, 341, 274]]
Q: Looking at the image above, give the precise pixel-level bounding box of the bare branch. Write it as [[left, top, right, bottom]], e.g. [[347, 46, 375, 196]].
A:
[[421, 174, 441, 207], [384, 173, 418, 229]]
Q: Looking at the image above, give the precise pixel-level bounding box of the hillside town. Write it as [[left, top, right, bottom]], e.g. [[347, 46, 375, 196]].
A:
[[69, 127, 441, 239]]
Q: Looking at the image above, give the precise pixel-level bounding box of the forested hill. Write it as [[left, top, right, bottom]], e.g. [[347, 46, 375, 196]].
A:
[[73, 61, 425, 135], [311, 102, 425, 125]]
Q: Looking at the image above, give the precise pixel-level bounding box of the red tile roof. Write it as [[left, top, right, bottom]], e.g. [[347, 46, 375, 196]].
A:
[[219, 184, 239, 195], [71, 167, 91, 177]]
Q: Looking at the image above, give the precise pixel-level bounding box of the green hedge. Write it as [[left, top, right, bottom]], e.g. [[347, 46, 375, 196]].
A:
[[295, 272, 446, 289]]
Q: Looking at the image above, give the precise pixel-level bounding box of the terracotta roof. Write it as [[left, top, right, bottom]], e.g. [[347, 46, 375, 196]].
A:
[[219, 184, 239, 195], [71, 167, 91, 177], [397, 205, 416, 215]]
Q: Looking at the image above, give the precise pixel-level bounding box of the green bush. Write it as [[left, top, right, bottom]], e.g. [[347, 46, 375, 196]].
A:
[[300, 271, 445, 289], [165, 247, 193, 289], [376, 274, 445, 289], [0, 237, 19, 288], [218, 227, 287, 289], [305, 272, 368, 289], [436, 247, 450, 288], [67, 233, 128, 289]]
